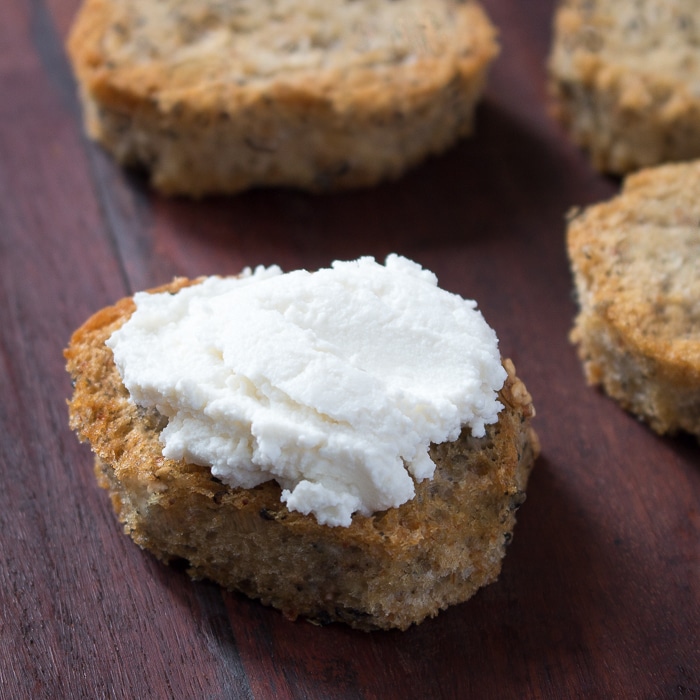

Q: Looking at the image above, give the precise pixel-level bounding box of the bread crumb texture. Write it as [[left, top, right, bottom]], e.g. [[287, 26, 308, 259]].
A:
[[568, 159, 700, 438], [67, 0, 499, 196], [549, 0, 700, 173], [65, 279, 538, 631]]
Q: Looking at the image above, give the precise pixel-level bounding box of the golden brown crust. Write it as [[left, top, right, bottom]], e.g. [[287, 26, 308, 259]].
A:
[[567, 160, 700, 437], [65, 278, 538, 630], [548, 0, 700, 173], [67, 0, 499, 196]]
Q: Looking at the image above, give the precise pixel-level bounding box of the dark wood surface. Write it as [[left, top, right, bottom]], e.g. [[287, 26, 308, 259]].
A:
[[2, 1, 698, 697]]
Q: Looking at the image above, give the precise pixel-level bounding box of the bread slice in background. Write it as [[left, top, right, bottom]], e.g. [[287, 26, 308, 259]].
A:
[[67, 0, 499, 196], [65, 279, 539, 631], [549, 0, 700, 174], [567, 160, 700, 438]]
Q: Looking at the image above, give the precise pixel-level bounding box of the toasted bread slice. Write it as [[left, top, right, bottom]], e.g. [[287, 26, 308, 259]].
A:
[[65, 278, 538, 631], [549, 0, 700, 173], [68, 0, 499, 196], [568, 160, 700, 438]]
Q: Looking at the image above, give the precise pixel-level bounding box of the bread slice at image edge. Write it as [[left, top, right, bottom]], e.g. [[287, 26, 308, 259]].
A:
[[65, 279, 539, 631], [567, 160, 700, 439], [67, 0, 499, 196], [549, 0, 700, 174]]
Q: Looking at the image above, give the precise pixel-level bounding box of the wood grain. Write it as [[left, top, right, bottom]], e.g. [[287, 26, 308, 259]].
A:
[[1, 0, 698, 698]]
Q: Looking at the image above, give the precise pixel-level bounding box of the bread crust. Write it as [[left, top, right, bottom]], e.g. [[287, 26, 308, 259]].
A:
[[549, 0, 700, 173], [67, 0, 499, 196], [567, 160, 700, 438], [65, 278, 539, 631]]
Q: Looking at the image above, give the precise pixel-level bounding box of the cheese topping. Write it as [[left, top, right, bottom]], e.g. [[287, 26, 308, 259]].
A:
[[107, 255, 506, 526]]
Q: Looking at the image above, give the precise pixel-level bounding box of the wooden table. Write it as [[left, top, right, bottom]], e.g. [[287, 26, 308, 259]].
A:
[[2, 1, 698, 697]]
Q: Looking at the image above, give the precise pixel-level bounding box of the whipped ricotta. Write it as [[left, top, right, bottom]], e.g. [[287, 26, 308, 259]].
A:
[[107, 255, 506, 527]]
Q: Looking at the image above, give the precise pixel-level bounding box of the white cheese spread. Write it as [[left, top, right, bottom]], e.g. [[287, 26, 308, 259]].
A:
[[107, 255, 506, 527]]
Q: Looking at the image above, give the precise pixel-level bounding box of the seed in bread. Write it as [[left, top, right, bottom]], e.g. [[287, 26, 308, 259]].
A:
[[567, 160, 700, 438], [549, 0, 700, 174], [67, 0, 499, 196], [64, 275, 539, 631]]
